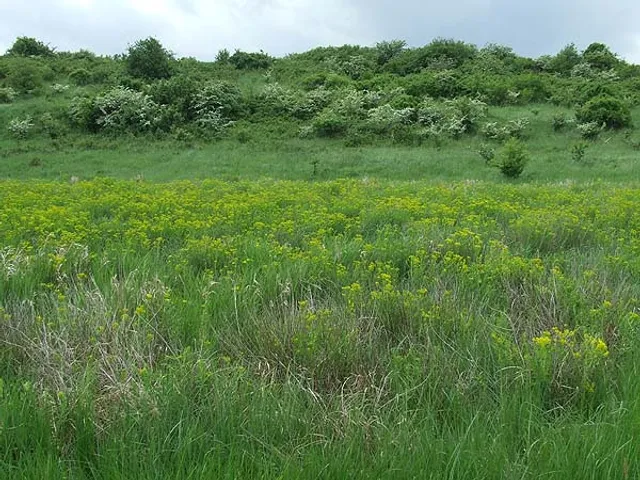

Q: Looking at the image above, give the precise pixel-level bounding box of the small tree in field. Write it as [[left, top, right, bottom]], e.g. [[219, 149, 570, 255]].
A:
[[126, 37, 174, 80], [494, 138, 529, 178]]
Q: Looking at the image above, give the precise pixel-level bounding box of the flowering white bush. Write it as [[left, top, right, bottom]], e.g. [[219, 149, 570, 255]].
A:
[[8, 116, 34, 139], [51, 84, 70, 94], [366, 104, 414, 133], [93, 86, 164, 133], [0, 87, 17, 104]]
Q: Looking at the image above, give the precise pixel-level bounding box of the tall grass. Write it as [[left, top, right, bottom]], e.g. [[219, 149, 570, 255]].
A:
[[1, 179, 639, 478]]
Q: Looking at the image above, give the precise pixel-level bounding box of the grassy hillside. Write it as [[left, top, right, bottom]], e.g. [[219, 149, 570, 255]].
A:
[[1, 37, 639, 183], [1, 37, 640, 478]]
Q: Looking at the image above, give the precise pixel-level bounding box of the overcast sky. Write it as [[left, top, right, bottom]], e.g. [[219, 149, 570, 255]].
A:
[[1, 0, 639, 62]]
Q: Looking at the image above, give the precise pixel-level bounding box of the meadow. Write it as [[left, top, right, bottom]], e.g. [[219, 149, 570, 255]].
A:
[[2, 36, 640, 478], [1, 179, 639, 478]]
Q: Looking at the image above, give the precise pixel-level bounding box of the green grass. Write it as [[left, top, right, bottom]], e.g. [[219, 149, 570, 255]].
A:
[[1, 180, 639, 478], [2, 104, 640, 182], [2, 88, 640, 478]]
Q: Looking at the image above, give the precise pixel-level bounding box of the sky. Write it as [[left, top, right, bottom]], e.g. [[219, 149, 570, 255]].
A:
[[0, 0, 639, 62]]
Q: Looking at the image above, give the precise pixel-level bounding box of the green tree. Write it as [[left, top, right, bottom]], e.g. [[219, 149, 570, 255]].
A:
[[375, 40, 407, 66], [7, 36, 55, 57], [583, 43, 618, 71], [126, 37, 174, 80], [548, 44, 581, 75]]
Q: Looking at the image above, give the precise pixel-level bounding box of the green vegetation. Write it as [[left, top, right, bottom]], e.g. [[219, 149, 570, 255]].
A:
[[1, 36, 640, 478]]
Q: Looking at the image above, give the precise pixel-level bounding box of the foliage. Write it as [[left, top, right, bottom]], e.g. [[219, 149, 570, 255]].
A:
[[482, 118, 530, 141], [7, 36, 55, 57], [7, 116, 34, 139], [312, 109, 349, 137], [547, 43, 582, 75], [229, 49, 274, 70], [571, 142, 589, 164], [126, 37, 174, 80], [4, 62, 45, 93], [69, 68, 92, 86], [375, 40, 407, 65], [575, 95, 632, 129], [417, 96, 487, 138], [0, 86, 17, 103], [551, 113, 572, 131], [476, 143, 496, 163], [493, 137, 529, 178], [576, 121, 604, 140], [76, 86, 165, 134], [583, 42, 618, 71], [148, 75, 200, 121], [193, 81, 244, 122]]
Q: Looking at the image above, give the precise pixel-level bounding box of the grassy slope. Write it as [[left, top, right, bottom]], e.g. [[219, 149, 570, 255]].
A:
[[2, 68, 640, 478], [2, 99, 640, 182]]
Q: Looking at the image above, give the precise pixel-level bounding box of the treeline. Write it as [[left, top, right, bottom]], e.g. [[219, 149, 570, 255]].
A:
[[1, 36, 638, 146]]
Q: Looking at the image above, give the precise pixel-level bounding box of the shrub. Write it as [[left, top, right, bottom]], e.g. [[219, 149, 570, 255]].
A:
[[575, 95, 632, 129], [254, 83, 298, 117], [194, 108, 234, 137], [69, 68, 92, 86], [571, 142, 589, 164], [375, 40, 407, 65], [215, 49, 231, 64], [7, 116, 34, 139], [192, 81, 244, 121], [476, 143, 496, 164], [301, 72, 351, 91], [68, 96, 95, 130], [5, 63, 44, 93], [365, 105, 414, 134], [583, 43, 618, 71], [551, 113, 572, 132], [0, 86, 16, 103], [148, 75, 200, 120], [126, 37, 174, 80], [51, 84, 70, 94], [576, 121, 604, 140], [417, 96, 487, 138], [494, 138, 529, 178], [312, 109, 349, 137], [89, 86, 165, 134], [7, 37, 55, 57], [229, 50, 273, 70], [482, 118, 529, 141]]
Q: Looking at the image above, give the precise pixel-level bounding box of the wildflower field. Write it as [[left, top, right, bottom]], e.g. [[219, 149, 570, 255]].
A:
[[1, 179, 640, 478]]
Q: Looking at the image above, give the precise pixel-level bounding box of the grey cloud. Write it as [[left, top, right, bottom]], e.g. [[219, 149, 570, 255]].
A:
[[0, 0, 638, 61]]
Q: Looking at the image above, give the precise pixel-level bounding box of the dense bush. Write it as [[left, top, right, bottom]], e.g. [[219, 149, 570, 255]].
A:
[[482, 118, 530, 141], [193, 81, 244, 120], [375, 40, 407, 66], [417, 96, 487, 137], [583, 43, 618, 71], [230, 50, 274, 70], [69, 68, 92, 86], [126, 37, 174, 80], [7, 116, 34, 139], [69, 86, 165, 134], [7, 36, 55, 57], [494, 138, 529, 178], [148, 75, 201, 120], [575, 95, 632, 129], [312, 109, 349, 137], [0, 86, 17, 103], [4, 62, 46, 93]]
